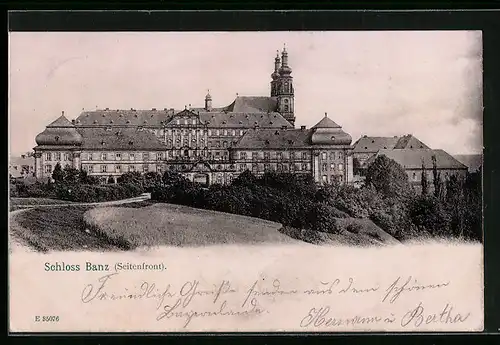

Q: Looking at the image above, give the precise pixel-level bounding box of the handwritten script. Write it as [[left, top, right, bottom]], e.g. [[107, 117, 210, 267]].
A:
[[78, 272, 473, 330]]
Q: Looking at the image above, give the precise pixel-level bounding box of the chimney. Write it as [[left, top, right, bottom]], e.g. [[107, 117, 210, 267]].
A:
[[254, 125, 260, 130], [105, 107, 109, 110], [300, 125, 306, 130], [71, 119, 76, 124], [152, 108, 156, 111], [281, 125, 288, 130], [61, 110, 65, 116]]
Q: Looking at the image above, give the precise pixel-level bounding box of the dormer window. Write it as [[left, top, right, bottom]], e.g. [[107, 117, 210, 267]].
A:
[[126, 120, 131, 124], [265, 140, 270, 145], [110, 120, 113, 124], [288, 140, 294, 145], [106, 126, 112, 131], [101, 141, 106, 146], [128, 141, 134, 146], [55, 136, 60, 142], [331, 136, 335, 141]]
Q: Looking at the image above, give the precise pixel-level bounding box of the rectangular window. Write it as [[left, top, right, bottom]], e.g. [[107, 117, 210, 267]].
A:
[[88, 165, 93, 173], [116, 165, 121, 173], [102, 153, 107, 160], [322, 163, 328, 171], [239, 130, 244, 136], [216, 129, 220, 136], [115, 153, 121, 160], [296, 164, 301, 171], [338, 151, 343, 160], [330, 163, 335, 170], [302, 163, 308, 171], [264, 163, 270, 171], [101, 165, 107, 173], [277, 152, 283, 160], [156, 165, 162, 173], [88, 153, 93, 161], [129, 165, 135, 172], [252, 152, 258, 160], [240, 152, 247, 160], [330, 152, 336, 160], [264, 152, 270, 160], [130, 153, 135, 161], [223, 129, 227, 136], [64, 153, 69, 161], [54, 152, 61, 161], [277, 163, 282, 171], [143, 152, 149, 161], [44, 165, 52, 173], [232, 130, 236, 136], [290, 152, 295, 159], [338, 163, 344, 171], [322, 175, 328, 183], [215, 152, 221, 157], [157, 152, 162, 160], [283, 164, 288, 171], [322, 152, 327, 160], [208, 129, 212, 136], [302, 152, 307, 160], [45, 153, 52, 161], [143, 165, 149, 172]]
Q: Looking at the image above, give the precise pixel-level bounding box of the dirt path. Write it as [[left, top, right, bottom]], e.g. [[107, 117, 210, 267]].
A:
[[8, 194, 151, 254]]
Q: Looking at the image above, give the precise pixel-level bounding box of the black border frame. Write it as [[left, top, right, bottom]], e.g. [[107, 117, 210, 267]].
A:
[[5, 9, 500, 343]]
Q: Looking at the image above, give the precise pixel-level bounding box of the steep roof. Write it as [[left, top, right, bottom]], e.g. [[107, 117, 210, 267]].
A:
[[199, 112, 292, 128], [454, 154, 483, 172], [234, 128, 312, 149], [353, 135, 430, 153], [47, 114, 75, 127], [368, 149, 468, 170], [77, 128, 166, 150], [312, 115, 341, 129], [393, 134, 430, 149], [223, 96, 278, 113], [352, 136, 400, 153], [75, 109, 175, 126]]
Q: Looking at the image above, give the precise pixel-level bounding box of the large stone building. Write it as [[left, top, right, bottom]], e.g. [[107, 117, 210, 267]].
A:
[[33, 48, 354, 186]]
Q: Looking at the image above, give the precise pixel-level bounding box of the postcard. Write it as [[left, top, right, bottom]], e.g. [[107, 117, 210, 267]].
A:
[[8, 30, 484, 332]]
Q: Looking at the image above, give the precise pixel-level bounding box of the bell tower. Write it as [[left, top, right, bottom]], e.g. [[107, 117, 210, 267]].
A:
[[271, 45, 295, 126]]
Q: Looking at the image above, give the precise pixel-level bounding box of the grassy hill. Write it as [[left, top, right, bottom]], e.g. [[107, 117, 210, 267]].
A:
[[83, 203, 300, 249]]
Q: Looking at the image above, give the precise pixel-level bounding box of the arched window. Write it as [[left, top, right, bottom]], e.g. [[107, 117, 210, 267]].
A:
[[284, 82, 289, 93], [284, 105, 289, 112], [184, 149, 189, 157]]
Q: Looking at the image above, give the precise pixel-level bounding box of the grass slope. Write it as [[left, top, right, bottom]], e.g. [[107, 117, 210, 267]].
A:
[[9, 197, 76, 211], [83, 203, 298, 249], [10, 206, 126, 252]]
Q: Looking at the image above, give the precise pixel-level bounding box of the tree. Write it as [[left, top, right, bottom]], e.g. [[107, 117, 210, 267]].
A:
[[232, 169, 258, 187], [432, 155, 444, 201], [161, 171, 189, 187], [421, 159, 429, 195], [107, 175, 115, 184], [365, 155, 412, 199], [78, 169, 99, 185], [117, 171, 143, 185], [52, 162, 64, 183], [63, 165, 80, 184]]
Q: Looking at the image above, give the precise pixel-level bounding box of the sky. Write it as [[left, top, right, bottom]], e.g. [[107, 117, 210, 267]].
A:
[[8, 31, 483, 155]]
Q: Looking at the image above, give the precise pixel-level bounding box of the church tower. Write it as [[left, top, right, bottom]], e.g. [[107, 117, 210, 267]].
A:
[[270, 46, 295, 126]]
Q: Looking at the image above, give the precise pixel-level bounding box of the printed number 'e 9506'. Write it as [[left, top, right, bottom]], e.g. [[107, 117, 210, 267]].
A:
[[34, 316, 59, 322]]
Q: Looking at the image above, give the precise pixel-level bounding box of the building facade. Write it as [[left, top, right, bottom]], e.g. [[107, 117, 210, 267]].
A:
[[33, 48, 355, 185]]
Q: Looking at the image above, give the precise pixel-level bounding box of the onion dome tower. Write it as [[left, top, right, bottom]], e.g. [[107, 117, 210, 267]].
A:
[[35, 111, 83, 147]]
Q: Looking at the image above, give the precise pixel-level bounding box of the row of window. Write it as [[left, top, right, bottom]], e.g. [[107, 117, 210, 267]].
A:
[[322, 163, 344, 172], [321, 151, 344, 161], [248, 163, 309, 172], [82, 165, 160, 173], [84, 152, 164, 161], [322, 175, 344, 184], [166, 128, 245, 137], [240, 151, 309, 160], [44, 153, 71, 161]]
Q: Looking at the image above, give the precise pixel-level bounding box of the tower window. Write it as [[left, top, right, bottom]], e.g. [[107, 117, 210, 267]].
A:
[[284, 105, 289, 112], [284, 99, 289, 104]]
